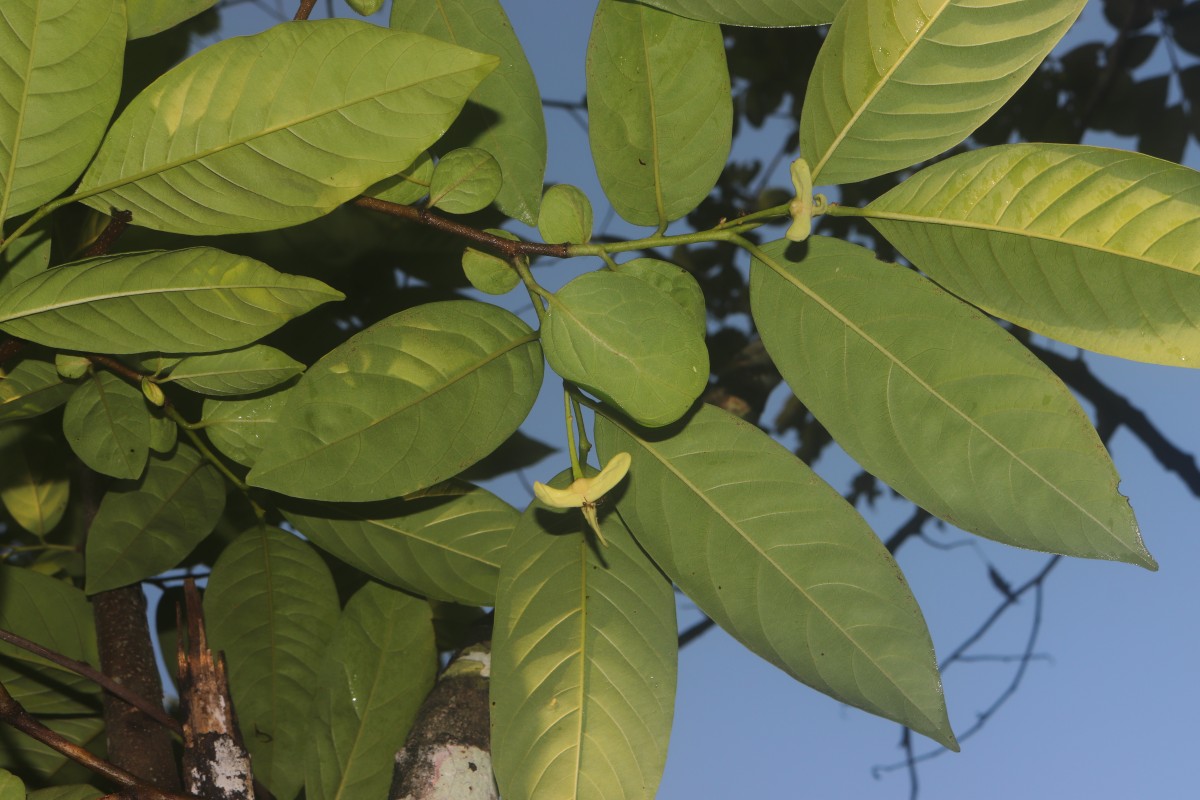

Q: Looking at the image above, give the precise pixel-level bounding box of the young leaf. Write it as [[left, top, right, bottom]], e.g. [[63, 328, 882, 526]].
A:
[[462, 247, 520, 295], [391, 0, 547, 224], [165, 346, 304, 397], [593, 403, 958, 750], [344, 0, 384, 16], [860, 144, 1200, 366], [492, 470, 677, 800], [613, 257, 707, 337], [750, 236, 1155, 569], [0, 359, 74, 423], [305, 583, 436, 800], [200, 383, 295, 467], [638, 0, 845, 26], [206, 527, 340, 800], [587, 0, 732, 227], [0, 428, 69, 537], [76, 20, 498, 235], [281, 480, 515, 606], [800, 0, 1086, 185], [0, 770, 24, 800], [62, 371, 150, 480], [85, 446, 226, 594], [542, 271, 708, 427], [249, 301, 543, 502], [0, 0, 125, 222], [428, 147, 503, 215], [538, 184, 593, 244], [365, 151, 433, 206], [0, 249, 343, 354]]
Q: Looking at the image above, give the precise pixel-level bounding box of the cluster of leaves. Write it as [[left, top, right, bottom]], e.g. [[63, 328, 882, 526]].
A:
[[0, 0, 1197, 799]]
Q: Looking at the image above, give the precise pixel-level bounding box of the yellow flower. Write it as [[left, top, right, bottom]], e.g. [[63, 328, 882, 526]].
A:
[[532, 452, 631, 546]]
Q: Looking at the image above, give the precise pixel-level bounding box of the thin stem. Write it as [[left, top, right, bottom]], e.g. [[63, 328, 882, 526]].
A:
[[569, 220, 763, 258], [511, 256, 549, 327], [572, 395, 592, 462], [294, 0, 317, 20], [564, 387, 582, 481]]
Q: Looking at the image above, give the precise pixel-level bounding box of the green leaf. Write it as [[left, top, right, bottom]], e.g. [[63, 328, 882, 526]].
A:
[[0, 249, 343, 354], [492, 470, 677, 800], [538, 184, 593, 244], [125, 0, 218, 39], [27, 787, 103, 800], [543, 271, 707, 427], [0, 717, 104, 782], [55, 354, 91, 381], [613, 257, 706, 337], [62, 371, 151, 480], [76, 19, 497, 235], [390, 0, 547, 224], [249, 300, 543, 502], [593, 403, 957, 748], [0, 218, 51, 293], [281, 480, 515, 606], [859, 144, 1200, 366], [85, 446, 226, 593], [462, 247, 520, 296], [206, 527, 340, 800], [201, 383, 294, 467], [587, 0, 732, 227], [0, 428, 69, 537], [0, 769, 23, 800], [305, 583, 436, 800], [750, 236, 1154, 568], [800, 0, 1086, 185], [344, 0, 384, 16], [365, 151, 433, 206], [0, 0, 125, 222], [0, 359, 73, 423], [166, 346, 305, 397], [638, 0, 845, 26], [148, 411, 177, 453], [428, 147, 502, 215]]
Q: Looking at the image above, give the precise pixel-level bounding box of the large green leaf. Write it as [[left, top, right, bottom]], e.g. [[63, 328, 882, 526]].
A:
[[593, 404, 957, 748], [0, 249, 342, 354], [206, 527, 339, 800], [639, 0, 845, 26], [62, 371, 150, 480], [800, 0, 1085, 185], [542, 271, 708, 427], [492, 470, 677, 800], [75, 19, 497, 235], [201, 382, 294, 467], [858, 144, 1200, 366], [166, 345, 304, 396], [391, 0, 546, 224], [750, 236, 1154, 568], [0, 428, 69, 537], [305, 583, 436, 800], [281, 480, 515, 606], [0, 360, 73, 423], [586, 0, 732, 227], [85, 446, 226, 593], [249, 300, 543, 502], [0, 0, 125, 222], [125, 0, 218, 39], [0, 717, 104, 783]]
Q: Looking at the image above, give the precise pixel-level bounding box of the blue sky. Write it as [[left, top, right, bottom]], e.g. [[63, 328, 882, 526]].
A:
[[211, 3, 1200, 797]]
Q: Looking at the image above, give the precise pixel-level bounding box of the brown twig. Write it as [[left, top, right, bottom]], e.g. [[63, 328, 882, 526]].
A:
[[0, 626, 181, 735], [294, 0, 317, 21], [83, 211, 132, 259], [352, 196, 571, 259], [0, 337, 26, 365]]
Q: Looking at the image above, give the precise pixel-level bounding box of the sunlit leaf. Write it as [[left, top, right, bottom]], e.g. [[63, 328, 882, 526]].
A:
[[587, 0, 732, 227], [125, 0, 217, 39], [750, 236, 1155, 568], [614, 257, 707, 337], [166, 346, 305, 396], [305, 583, 436, 800], [249, 301, 543, 502], [0, 770, 23, 800], [206, 527, 339, 800], [62, 371, 150, 480], [0, 249, 342, 354], [538, 184, 593, 244], [800, 0, 1086, 184], [639, 0, 845, 26], [859, 144, 1200, 366], [85, 446, 226, 593], [282, 480, 515, 606], [492, 469, 677, 800], [76, 19, 497, 234], [366, 151, 433, 206], [428, 147, 502, 215], [0, 0, 125, 221]]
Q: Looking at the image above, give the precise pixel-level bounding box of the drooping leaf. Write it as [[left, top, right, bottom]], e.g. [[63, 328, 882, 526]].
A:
[[206, 527, 340, 800], [538, 184, 593, 244], [0, 249, 343, 354], [249, 300, 543, 502], [492, 469, 677, 800], [0, 427, 69, 537], [165, 346, 305, 396], [859, 144, 1200, 366], [201, 382, 295, 467], [85, 445, 226, 593], [593, 403, 957, 748], [586, 0, 732, 227], [0, 0, 125, 222], [75, 19, 497, 234], [613, 257, 707, 337], [750, 236, 1155, 568], [391, 0, 547, 224], [305, 583, 436, 800], [0, 359, 74, 423], [800, 0, 1086, 185], [542, 271, 708, 427], [125, 0, 218, 39], [62, 371, 150, 480], [639, 0, 845, 26], [428, 147, 502, 215], [281, 480, 515, 606]]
